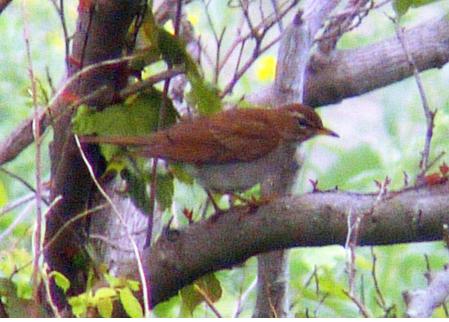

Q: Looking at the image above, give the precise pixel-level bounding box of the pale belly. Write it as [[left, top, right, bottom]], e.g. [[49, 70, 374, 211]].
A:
[[183, 143, 298, 193]]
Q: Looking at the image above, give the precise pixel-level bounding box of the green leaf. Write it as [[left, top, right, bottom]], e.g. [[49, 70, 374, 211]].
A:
[[72, 89, 177, 161], [153, 294, 181, 318], [170, 164, 194, 185], [49, 271, 70, 294], [393, 0, 442, 16], [179, 273, 222, 316], [133, 7, 200, 74], [126, 279, 141, 292], [104, 273, 122, 288], [155, 172, 174, 210], [0, 178, 7, 208], [393, 0, 412, 16], [124, 166, 174, 212], [158, 28, 190, 66], [410, 0, 443, 7], [68, 294, 89, 318], [186, 74, 222, 115], [97, 297, 113, 318], [119, 287, 144, 318], [94, 287, 117, 300]]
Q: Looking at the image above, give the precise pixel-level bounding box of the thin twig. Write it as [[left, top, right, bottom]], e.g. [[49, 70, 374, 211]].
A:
[[200, 0, 224, 84], [218, 0, 296, 73], [343, 289, 370, 317], [89, 234, 135, 251], [0, 200, 33, 244], [0, 193, 36, 217], [270, 0, 284, 32], [318, 0, 372, 52], [233, 277, 257, 318], [313, 292, 329, 317], [145, 71, 176, 248], [304, 265, 318, 289], [393, 17, 435, 183], [41, 263, 62, 318], [43, 202, 106, 254], [0, 61, 182, 167], [22, 4, 43, 309], [145, 0, 183, 248], [50, 0, 70, 70], [10, 199, 105, 286], [345, 208, 357, 295], [370, 248, 387, 311], [74, 135, 151, 317], [0, 167, 41, 199], [194, 284, 223, 318], [221, 33, 282, 97]]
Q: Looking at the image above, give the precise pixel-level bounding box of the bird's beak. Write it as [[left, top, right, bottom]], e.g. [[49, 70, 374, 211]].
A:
[[318, 127, 339, 138]]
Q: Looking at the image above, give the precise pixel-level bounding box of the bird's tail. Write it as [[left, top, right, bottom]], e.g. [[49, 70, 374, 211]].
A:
[[79, 135, 151, 146]]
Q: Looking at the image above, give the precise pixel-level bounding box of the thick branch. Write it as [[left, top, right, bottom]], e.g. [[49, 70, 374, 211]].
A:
[[142, 182, 449, 307], [249, 14, 449, 107], [44, 1, 141, 308], [404, 266, 449, 318], [306, 14, 449, 106], [260, 0, 341, 317], [0, 0, 12, 14]]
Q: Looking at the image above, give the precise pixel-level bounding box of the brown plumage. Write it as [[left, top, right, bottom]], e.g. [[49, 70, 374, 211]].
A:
[[80, 103, 337, 166]]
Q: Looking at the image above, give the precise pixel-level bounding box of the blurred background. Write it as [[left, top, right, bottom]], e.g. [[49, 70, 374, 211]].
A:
[[1, 0, 449, 317]]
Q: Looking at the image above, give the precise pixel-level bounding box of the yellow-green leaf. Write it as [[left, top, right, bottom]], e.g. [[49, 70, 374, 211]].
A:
[[72, 89, 177, 161], [94, 287, 117, 300], [97, 297, 113, 318], [393, 0, 412, 16], [49, 271, 70, 294], [119, 287, 143, 318], [68, 294, 89, 318], [127, 279, 141, 292], [393, 0, 442, 17], [187, 74, 222, 115]]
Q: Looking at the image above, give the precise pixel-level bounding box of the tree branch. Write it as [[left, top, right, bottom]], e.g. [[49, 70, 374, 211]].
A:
[[141, 182, 449, 307], [249, 14, 449, 107], [306, 13, 449, 106], [43, 1, 142, 309], [258, 0, 341, 317], [404, 265, 449, 317], [2, 14, 448, 167], [0, 0, 12, 15]]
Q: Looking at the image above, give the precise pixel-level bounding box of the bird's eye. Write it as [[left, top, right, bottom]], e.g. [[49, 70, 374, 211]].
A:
[[297, 118, 309, 127]]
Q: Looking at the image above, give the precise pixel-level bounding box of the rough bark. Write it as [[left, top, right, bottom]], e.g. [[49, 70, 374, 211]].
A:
[[43, 0, 141, 309], [140, 182, 449, 307], [404, 266, 449, 318], [253, 0, 341, 317]]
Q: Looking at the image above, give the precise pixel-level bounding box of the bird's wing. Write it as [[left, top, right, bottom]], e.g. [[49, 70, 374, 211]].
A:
[[208, 114, 281, 163], [133, 120, 221, 164]]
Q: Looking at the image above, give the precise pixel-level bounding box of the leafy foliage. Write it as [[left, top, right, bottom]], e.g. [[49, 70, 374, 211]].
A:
[[179, 273, 222, 317], [72, 89, 177, 161], [68, 273, 142, 318], [1, 0, 449, 318], [393, 0, 445, 16]]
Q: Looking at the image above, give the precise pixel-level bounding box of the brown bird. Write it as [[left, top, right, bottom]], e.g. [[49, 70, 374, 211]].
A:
[[80, 103, 338, 192]]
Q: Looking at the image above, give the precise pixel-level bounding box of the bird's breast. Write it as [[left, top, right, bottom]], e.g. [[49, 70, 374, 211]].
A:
[[182, 143, 298, 193]]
